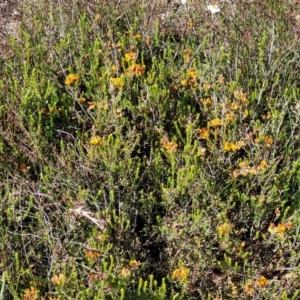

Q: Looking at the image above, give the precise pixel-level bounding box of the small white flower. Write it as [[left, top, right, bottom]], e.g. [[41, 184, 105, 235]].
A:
[[181, 0, 188, 5], [207, 4, 221, 14]]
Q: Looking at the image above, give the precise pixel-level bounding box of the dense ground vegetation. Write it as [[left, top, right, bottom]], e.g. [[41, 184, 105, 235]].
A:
[[1, 0, 300, 299]]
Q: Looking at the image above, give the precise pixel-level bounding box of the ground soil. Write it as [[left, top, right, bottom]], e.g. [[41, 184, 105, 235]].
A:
[[0, 0, 20, 59]]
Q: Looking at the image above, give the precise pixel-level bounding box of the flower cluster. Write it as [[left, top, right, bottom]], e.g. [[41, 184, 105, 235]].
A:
[[22, 287, 39, 300], [19, 162, 27, 172], [123, 51, 137, 63], [41, 107, 61, 115], [198, 128, 210, 139], [125, 64, 145, 76], [184, 49, 193, 62], [87, 101, 109, 111], [221, 88, 250, 122], [244, 281, 255, 295], [129, 259, 140, 268], [254, 135, 274, 147], [90, 135, 103, 145], [111, 77, 125, 89], [268, 222, 293, 238], [233, 88, 248, 103], [51, 273, 66, 286], [119, 259, 140, 279], [256, 275, 269, 288], [207, 5, 221, 14], [201, 97, 213, 109], [223, 140, 245, 152], [160, 138, 178, 153], [244, 275, 269, 295], [65, 73, 79, 86], [209, 118, 222, 127], [121, 267, 131, 277], [181, 68, 199, 88], [86, 249, 100, 260], [172, 266, 189, 281], [217, 222, 232, 236], [232, 160, 268, 178], [122, 51, 145, 76]]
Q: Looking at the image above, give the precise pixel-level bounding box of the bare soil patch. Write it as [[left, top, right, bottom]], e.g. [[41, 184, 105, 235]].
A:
[[0, 0, 20, 59]]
